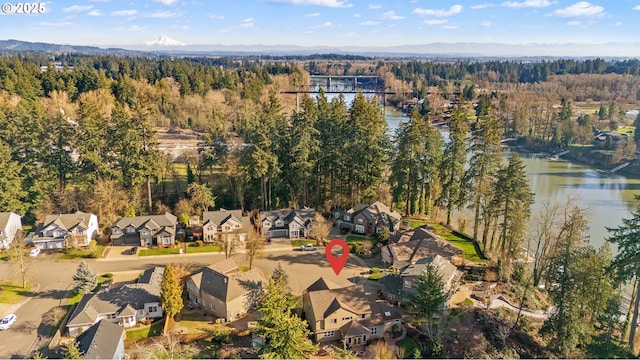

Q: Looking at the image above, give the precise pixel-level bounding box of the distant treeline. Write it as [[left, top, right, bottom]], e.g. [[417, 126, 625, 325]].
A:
[[392, 58, 640, 85]]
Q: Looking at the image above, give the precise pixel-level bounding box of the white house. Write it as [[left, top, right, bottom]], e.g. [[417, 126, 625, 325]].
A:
[[27, 211, 98, 249], [0, 212, 22, 249]]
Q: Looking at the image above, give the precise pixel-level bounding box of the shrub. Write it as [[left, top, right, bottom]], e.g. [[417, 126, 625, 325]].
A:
[[196, 240, 204, 247]]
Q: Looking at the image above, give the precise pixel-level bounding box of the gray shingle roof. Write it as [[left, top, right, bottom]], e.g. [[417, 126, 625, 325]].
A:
[[386, 228, 463, 266], [307, 285, 371, 321], [112, 213, 177, 230], [193, 259, 265, 302], [203, 209, 248, 229], [76, 319, 124, 360], [37, 211, 94, 235], [261, 208, 315, 226], [67, 267, 164, 327]]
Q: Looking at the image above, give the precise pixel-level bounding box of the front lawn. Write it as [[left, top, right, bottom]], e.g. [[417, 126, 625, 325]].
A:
[[396, 337, 419, 356], [138, 247, 181, 256], [0, 282, 31, 303], [126, 320, 163, 339], [186, 244, 222, 254], [345, 235, 367, 244], [60, 242, 106, 260], [291, 239, 317, 248], [408, 219, 429, 229], [429, 223, 484, 263]]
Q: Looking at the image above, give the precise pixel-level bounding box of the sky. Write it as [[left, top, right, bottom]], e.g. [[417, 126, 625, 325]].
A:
[[1, 0, 639, 48]]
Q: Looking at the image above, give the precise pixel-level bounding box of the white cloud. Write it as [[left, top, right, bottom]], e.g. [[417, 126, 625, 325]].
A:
[[88, 9, 102, 16], [311, 21, 337, 29], [39, 21, 72, 26], [152, 0, 179, 5], [360, 20, 380, 26], [442, 25, 459, 29], [267, 0, 352, 8], [145, 10, 180, 18], [304, 12, 320, 17], [633, 5, 640, 10], [566, 20, 582, 25], [424, 19, 448, 25], [379, 10, 403, 20], [413, 5, 463, 17], [111, 9, 137, 16], [480, 20, 493, 26], [208, 13, 224, 20], [353, 13, 361, 17], [502, 0, 554, 8], [368, 4, 381, 9], [471, 4, 491, 9], [63, 5, 93, 12], [240, 18, 255, 28], [612, 21, 622, 26], [551, 1, 604, 17]]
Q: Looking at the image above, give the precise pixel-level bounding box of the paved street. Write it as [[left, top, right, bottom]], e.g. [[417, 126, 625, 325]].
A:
[[0, 246, 368, 358]]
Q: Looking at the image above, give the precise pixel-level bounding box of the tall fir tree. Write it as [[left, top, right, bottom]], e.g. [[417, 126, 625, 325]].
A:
[[160, 264, 184, 334], [72, 260, 98, 294]]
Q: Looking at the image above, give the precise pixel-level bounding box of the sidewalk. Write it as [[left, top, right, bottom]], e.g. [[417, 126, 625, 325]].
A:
[[0, 282, 40, 319]]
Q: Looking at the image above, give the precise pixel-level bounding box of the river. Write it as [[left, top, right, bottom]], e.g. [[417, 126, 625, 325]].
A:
[[308, 76, 640, 250]]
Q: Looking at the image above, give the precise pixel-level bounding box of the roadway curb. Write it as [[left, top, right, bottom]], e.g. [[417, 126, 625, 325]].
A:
[[1, 282, 40, 319]]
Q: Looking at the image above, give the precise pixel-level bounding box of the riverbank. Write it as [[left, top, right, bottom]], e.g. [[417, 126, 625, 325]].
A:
[[507, 138, 640, 178]]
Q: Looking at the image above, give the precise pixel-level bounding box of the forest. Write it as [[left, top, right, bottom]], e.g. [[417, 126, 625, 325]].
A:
[[2, 52, 640, 357]]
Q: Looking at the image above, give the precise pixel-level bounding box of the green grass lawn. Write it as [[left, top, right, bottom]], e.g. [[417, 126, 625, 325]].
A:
[[345, 235, 367, 244], [186, 244, 222, 254], [138, 247, 181, 256], [126, 320, 163, 339], [176, 313, 233, 335], [396, 337, 419, 356], [0, 282, 31, 303], [428, 223, 485, 263], [408, 219, 429, 229], [291, 239, 317, 248], [60, 242, 105, 260]]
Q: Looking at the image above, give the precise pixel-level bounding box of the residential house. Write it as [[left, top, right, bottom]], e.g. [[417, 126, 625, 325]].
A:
[[260, 208, 315, 239], [0, 212, 22, 249], [381, 227, 463, 269], [67, 267, 164, 336], [302, 279, 402, 347], [76, 319, 125, 360], [202, 209, 251, 243], [110, 212, 177, 247], [333, 202, 401, 235], [378, 255, 463, 306], [186, 259, 265, 322], [27, 211, 98, 249]]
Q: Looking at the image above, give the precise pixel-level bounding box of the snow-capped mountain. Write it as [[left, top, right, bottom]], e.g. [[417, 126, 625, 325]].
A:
[[144, 36, 186, 47]]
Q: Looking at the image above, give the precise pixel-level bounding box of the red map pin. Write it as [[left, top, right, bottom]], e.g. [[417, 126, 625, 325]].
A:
[[326, 239, 350, 276]]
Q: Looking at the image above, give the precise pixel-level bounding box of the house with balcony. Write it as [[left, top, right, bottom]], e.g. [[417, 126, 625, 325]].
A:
[[302, 279, 402, 347], [186, 259, 265, 322], [202, 209, 251, 243], [378, 255, 463, 306], [66, 267, 164, 337], [110, 212, 177, 247], [260, 208, 315, 239], [333, 202, 401, 235], [0, 212, 22, 250], [27, 211, 98, 249]]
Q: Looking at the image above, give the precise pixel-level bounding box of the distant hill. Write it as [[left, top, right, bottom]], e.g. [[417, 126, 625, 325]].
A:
[[0, 39, 136, 56]]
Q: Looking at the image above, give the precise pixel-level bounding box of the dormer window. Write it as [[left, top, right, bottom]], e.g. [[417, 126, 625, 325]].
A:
[[127, 227, 136, 234], [357, 218, 363, 224], [344, 215, 350, 221], [141, 230, 149, 236], [112, 229, 121, 234]]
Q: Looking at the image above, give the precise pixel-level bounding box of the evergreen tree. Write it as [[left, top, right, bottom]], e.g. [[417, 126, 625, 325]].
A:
[[0, 141, 27, 214], [186, 182, 215, 215], [489, 154, 534, 264], [606, 194, 640, 352], [160, 264, 184, 333], [408, 263, 447, 340], [437, 103, 469, 226], [72, 260, 98, 294], [256, 266, 317, 359], [61, 340, 83, 360], [634, 113, 640, 146], [464, 108, 502, 246]]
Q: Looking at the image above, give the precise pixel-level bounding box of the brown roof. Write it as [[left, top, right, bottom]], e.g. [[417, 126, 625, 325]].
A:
[[307, 285, 371, 321], [304, 277, 341, 293], [203, 209, 249, 229], [386, 228, 463, 266], [193, 259, 265, 302], [39, 211, 93, 234]]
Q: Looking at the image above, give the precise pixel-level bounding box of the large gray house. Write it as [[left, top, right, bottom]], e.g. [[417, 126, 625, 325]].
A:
[[260, 208, 315, 239], [110, 212, 177, 247]]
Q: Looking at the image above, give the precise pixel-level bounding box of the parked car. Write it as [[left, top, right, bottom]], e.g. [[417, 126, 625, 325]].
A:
[[29, 248, 41, 257], [130, 246, 138, 255], [299, 244, 318, 251], [0, 314, 16, 330]]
